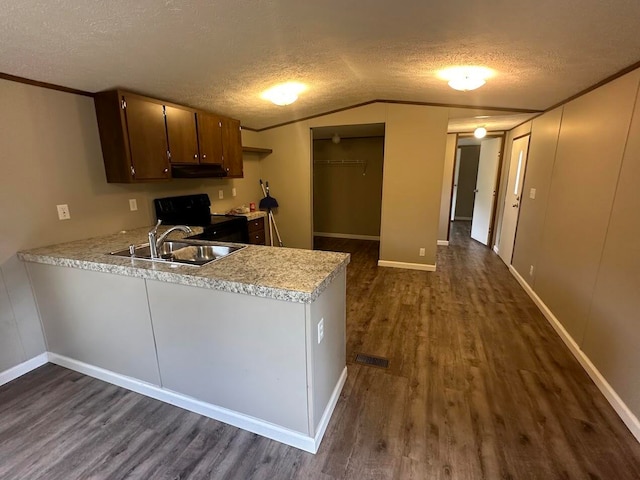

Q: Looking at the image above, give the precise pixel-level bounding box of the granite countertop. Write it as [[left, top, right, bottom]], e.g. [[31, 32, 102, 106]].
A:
[[18, 226, 350, 304], [238, 211, 267, 221], [212, 211, 267, 221]]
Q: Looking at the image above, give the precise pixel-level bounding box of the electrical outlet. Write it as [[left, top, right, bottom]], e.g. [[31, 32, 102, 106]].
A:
[[129, 198, 138, 211], [218, 190, 224, 200], [232, 187, 237, 197], [419, 248, 426, 257], [56, 204, 70, 220], [529, 265, 535, 276], [529, 188, 537, 199], [318, 318, 324, 344]]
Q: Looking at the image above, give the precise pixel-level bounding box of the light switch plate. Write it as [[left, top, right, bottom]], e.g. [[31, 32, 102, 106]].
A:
[[529, 188, 537, 199], [218, 190, 224, 200], [232, 187, 237, 197], [129, 199, 138, 211]]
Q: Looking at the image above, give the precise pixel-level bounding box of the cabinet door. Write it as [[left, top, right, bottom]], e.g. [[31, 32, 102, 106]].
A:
[[222, 117, 243, 177], [165, 106, 199, 164], [123, 95, 170, 180], [196, 112, 224, 165]]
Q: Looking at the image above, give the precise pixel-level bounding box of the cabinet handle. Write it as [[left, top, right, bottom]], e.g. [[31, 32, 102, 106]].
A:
[[202, 154, 207, 159], [194, 154, 199, 159], [226, 167, 230, 172], [163, 168, 168, 173]]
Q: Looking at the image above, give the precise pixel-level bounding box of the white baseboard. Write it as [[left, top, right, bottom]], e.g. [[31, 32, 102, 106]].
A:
[[0, 352, 48, 387], [437, 240, 449, 246], [314, 232, 380, 241], [313, 366, 347, 449], [493, 245, 499, 254], [377, 260, 436, 272], [47, 353, 340, 453], [509, 266, 640, 443]]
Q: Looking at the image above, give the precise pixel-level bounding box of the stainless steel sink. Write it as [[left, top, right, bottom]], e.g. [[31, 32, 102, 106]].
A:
[[109, 240, 246, 267]]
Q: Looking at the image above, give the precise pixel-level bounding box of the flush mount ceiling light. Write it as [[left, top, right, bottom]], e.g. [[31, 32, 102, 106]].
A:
[[438, 67, 494, 92], [260, 82, 307, 106], [474, 127, 488, 139]]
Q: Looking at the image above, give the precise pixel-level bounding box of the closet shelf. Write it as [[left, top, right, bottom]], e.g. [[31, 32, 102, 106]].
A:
[[313, 159, 367, 165], [242, 146, 273, 155]]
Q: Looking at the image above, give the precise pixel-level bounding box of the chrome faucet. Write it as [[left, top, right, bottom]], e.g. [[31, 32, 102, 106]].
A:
[[148, 220, 193, 259]]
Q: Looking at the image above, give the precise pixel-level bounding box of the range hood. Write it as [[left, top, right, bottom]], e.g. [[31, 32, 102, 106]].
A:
[[171, 164, 228, 178]]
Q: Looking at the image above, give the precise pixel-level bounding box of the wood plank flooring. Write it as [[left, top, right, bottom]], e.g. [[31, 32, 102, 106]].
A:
[[1, 221, 640, 479]]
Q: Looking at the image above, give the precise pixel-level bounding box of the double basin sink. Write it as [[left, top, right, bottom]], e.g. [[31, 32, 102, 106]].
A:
[[110, 240, 246, 267]]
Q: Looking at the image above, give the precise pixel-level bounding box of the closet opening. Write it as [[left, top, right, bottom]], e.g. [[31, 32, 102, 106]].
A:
[[311, 123, 385, 258]]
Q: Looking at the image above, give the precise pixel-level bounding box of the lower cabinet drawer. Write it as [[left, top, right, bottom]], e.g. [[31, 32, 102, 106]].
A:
[[247, 216, 265, 245], [249, 228, 266, 245], [248, 217, 264, 233]]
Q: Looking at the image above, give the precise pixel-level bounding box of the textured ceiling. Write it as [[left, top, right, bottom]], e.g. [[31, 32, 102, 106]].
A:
[[1, 0, 640, 130]]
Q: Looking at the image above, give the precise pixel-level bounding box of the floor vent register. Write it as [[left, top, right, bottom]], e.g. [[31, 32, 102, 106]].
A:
[[354, 353, 390, 369]]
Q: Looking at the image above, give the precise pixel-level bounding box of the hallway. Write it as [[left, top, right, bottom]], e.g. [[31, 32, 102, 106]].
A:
[[1, 226, 639, 479]]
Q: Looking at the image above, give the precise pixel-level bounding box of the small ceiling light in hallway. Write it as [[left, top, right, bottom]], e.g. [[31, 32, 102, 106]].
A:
[[261, 82, 307, 106], [439, 66, 494, 91], [474, 127, 487, 139]]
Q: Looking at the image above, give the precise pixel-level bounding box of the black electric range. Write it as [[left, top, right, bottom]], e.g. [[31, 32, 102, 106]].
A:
[[153, 194, 249, 243]]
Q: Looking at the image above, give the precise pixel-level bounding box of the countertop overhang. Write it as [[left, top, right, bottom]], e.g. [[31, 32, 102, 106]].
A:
[[18, 226, 350, 304]]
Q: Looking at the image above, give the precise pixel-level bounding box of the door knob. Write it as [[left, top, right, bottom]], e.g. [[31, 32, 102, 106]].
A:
[[512, 203, 519, 207]]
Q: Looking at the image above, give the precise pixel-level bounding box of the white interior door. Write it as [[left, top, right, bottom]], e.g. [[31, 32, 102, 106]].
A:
[[471, 137, 501, 245], [498, 135, 530, 264], [450, 148, 462, 221]]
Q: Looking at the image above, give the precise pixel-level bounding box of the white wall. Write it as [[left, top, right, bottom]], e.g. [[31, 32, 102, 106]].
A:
[[257, 103, 449, 267], [379, 104, 448, 266], [0, 79, 265, 373], [438, 134, 457, 242], [511, 68, 640, 434]]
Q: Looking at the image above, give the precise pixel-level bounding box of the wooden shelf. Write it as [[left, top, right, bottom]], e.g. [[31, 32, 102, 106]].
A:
[[242, 146, 272, 155]]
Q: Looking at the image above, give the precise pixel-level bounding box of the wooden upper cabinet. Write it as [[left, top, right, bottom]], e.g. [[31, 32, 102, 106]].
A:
[[165, 106, 199, 164], [196, 112, 224, 165], [95, 89, 245, 182], [222, 117, 243, 178], [94, 90, 170, 183]]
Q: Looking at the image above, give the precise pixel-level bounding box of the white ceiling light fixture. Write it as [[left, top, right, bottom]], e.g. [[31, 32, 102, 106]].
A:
[[439, 66, 494, 92], [474, 127, 488, 139], [332, 133, 341, 144], [260, 82, 307, 106]]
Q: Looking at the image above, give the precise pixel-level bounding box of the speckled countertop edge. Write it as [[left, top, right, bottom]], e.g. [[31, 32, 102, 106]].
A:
[[18, 226, 350, 304]]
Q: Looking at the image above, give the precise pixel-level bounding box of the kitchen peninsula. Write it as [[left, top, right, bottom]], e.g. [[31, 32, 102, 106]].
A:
[[18, 227, 350, 453]]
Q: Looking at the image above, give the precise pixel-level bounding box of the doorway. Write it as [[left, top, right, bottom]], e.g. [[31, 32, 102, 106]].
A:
[[310, 124, 385, 255], [497, 134, 530, 265], [449, 134, 505, 247]]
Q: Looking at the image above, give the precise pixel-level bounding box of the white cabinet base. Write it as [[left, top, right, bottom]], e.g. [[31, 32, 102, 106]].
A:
[[23, 262, 348, 453], [47, 352, 346, 453]]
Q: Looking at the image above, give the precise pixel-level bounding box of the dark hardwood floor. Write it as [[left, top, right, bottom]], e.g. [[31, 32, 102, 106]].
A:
[[2, 221, 639, 479]]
